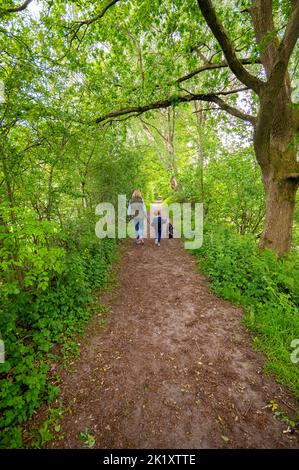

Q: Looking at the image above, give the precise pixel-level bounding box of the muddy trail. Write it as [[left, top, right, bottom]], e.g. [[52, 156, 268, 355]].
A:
[[39, 221, 298, 449]]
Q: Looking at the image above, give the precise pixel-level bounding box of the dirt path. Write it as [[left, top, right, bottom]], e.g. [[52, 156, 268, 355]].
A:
[[46, 216, 299, 449]]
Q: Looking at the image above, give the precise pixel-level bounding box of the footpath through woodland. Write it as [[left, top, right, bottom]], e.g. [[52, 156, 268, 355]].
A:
[[35, 205, 299, 449]]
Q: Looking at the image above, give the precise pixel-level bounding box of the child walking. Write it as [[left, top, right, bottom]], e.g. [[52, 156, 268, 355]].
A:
[[151, 210, 165, 246]]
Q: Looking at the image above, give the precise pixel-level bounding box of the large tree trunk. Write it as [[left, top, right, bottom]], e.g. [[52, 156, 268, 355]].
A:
[[254, 93, 299, 256], [259, 175, 298, 256], [254, 114, 299, 256]]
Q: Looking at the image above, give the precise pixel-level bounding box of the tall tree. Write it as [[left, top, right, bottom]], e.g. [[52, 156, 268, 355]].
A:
[[93, 0, 299, 256], [197, 0, 299, 256]]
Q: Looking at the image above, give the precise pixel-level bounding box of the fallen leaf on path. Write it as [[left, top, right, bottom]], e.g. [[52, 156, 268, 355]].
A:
[[269, 400, 279, 412]]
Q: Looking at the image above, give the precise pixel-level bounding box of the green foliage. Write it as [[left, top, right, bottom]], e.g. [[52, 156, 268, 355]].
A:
[[193, 225, 299, 396], [170, 146, 265, 235], [29, 404, 65, 449], [0, 219, 118, 449], [79, 429, 96, 448], [203, 149, 265, 235], [0, 0, 298, 450], [0, 209, 65, 294]]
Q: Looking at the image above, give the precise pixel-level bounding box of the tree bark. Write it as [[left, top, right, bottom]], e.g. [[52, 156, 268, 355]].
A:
[[259, 176, 298, 256], [194, 101, 205, 203], [254, 96, 299, 256]]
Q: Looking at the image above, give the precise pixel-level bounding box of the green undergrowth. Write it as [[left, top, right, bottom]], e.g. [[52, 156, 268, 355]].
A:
[[192, 224, 299, 400], [0, 223, 119, 448], [25, 403, 66, 449]]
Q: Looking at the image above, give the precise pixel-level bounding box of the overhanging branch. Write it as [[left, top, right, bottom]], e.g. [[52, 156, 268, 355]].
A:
[[268, 1, 299, 92], [197, 0, 263, 94], [66, 0, 121, 46], [74, 0, 121, 27], [211, 95, 256, 124], [95, 88, 256, 125], [0, 0, 34, 15], [177, 57, 261, 84]]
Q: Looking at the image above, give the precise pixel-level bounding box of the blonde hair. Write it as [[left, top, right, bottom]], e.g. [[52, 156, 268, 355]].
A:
[[132, 189, 142, 199]]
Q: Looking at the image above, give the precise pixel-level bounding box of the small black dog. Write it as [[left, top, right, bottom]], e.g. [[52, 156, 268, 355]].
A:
[[168, 222, 173, 239]]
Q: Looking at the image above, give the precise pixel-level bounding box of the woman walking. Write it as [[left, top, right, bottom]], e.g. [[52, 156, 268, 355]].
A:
[[127, 189, 147, 244]]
